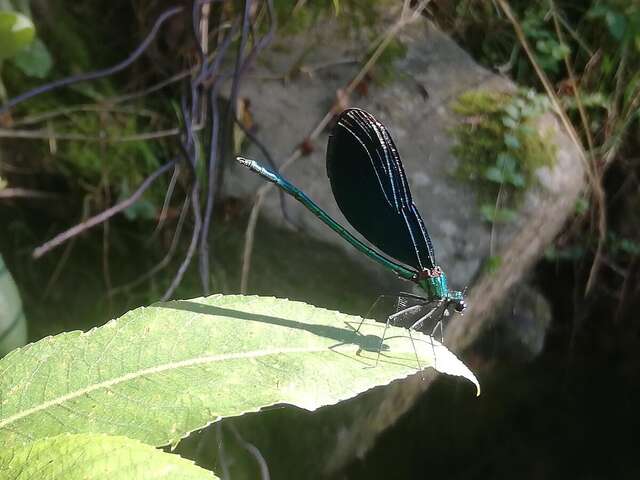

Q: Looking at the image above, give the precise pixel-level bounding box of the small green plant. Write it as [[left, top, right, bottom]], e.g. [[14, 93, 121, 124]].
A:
[[0, 294, 479, 479], [482, 255, 503, 274], [451, 88, 557, 222], [608, 232, 640, 257], [0, 1, 53, 99], [41, 110, 164, 220]]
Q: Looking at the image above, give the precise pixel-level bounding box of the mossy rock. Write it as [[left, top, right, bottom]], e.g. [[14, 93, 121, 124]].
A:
[[451, 89, 557, 222]]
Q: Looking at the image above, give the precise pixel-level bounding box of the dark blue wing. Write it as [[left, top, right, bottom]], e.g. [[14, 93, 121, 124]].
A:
[[326, 108, 436, 271]]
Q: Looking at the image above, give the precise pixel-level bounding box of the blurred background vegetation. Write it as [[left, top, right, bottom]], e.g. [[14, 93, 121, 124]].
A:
[[0, 0, 639, 478]]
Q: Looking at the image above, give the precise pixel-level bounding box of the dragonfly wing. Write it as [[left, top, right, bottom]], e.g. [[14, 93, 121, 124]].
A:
[[326, 108, 436, 270]]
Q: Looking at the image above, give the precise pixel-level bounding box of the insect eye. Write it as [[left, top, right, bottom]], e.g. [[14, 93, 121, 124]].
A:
[[455, 300, 466, 313]]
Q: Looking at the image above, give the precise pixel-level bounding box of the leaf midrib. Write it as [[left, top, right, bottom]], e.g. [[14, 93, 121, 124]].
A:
[[0, 346, 322, 430]]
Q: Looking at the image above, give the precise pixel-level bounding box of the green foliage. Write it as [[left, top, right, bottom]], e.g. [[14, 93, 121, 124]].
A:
[[482, 255, 503, 274], [442, 0, 640, 275], [0, 294, 479, 477], [1, 1, 158, 219], [2, 106, 165, 221], [520, 7, 570, 75], [575, 196, 590, 215], [0, 10, 34, 61], [587, 2, 640, 44], [0, 3, 53, 91], [451, 89, 556, 220], [444, 1, 639, 141], [12, 37, 52, 78], [608, 232, 640, 257], [49, 111, 164, 219], [0, 254, 27, 356], [59, 114, 159, 183]]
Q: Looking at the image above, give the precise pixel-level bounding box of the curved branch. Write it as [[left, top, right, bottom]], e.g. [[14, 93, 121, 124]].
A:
[[32, 160, 177, 259]]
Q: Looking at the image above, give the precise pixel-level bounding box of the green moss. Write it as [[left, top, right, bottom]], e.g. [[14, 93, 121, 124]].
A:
[[23, 108, 165, 220], [451, 89, 557, 220], [59, 114, 155, 181]]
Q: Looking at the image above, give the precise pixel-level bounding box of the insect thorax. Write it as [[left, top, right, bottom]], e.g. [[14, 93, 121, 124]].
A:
[[414, 266, 447, 300]]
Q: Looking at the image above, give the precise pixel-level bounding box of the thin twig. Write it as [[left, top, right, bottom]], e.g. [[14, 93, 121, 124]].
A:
[[110, 193, 190, 296], [199, 87, 221, 292], [489, 183, 505, 256], [550, 1, 594, 153], [102, 185, 113, 300], [0, 126, 187, 142], [12, 105, 160, 127], [162, 73, 204, 300], [151, 164, 181, 240], [161, 187, 202, 301], [0, 188, 60, 199], [239, 0, 429, 292], [32, 160, 176, 259], [551, 8, 594, 57], [199, 0, 276, 294]]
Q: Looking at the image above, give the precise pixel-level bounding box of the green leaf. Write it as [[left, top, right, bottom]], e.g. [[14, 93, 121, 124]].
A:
[[504, 104, 520, 120], [0, 10, 35, 61], [12, 37, 52, 78], [535, 39, 550, 54], [606, 11, 627, 40], [482, 255, 502, 274], [503, 133, 520, 150], [501, 115, 517, 129], [480, 204, 517, 223], [0, 295, 480, 448], [484, 166, 505, 183], [618, 238, 640, 256], [332, 0, 340, 16], [506, 172, 525, 188], [0, 433, 218, 479], [496, 152, 516, 170], [551, 42, 570, 60], [574, 197, 589, 215]]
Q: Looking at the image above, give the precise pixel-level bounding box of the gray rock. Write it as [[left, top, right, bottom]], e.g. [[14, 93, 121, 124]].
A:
[[225, 21, 501, 294], [473, 282, 553, 364], [221, 16, 584, 477]]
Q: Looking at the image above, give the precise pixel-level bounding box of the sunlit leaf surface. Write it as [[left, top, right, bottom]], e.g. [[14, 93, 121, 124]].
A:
[[0, 433, 217, 479], [0, 295, 479, 448], [0, 11, 35, 61]]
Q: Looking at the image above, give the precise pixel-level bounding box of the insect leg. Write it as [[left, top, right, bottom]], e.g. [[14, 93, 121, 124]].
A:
[[375, 302, 425, 367]]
